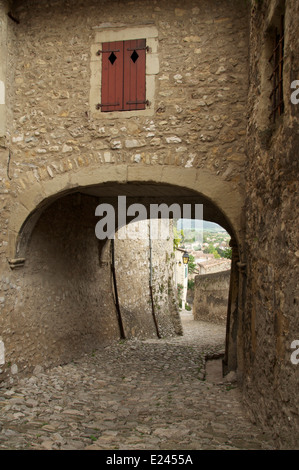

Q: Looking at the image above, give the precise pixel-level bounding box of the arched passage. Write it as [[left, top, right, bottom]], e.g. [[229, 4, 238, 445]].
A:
[[7, 165, 244, 260], [4, 166, 245, 375]]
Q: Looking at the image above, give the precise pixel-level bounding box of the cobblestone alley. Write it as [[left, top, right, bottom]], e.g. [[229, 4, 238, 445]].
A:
[[0, 313, 277, 451]]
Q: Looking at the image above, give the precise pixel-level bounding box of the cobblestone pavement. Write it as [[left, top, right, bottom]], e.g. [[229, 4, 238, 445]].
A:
[[0, 312, 277, 450]]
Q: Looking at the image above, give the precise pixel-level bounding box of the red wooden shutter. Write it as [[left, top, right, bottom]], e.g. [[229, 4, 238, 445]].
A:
[[123, 39, 146, 111], [101, 41, 124, 112]]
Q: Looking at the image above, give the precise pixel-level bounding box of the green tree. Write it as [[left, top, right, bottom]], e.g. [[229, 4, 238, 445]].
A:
[[216, 247, 232, 259], [173, 226, 184, 250], [188, 254, 197, 274], [203, 243, 221, 259], [177, 283, 183, 308]]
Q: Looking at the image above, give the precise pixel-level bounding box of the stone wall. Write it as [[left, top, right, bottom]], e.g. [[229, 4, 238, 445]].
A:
[[193, 270, 230, 324], [244, 0, 299, 448], [0, 1, 9, 138], [4, 0, 249, 184], [0, 193, 121, 380], [0, 0, 297, 447], [0, 197, 181, 382], [114, 219, 182, 339], [1, 0, 249, 236], [0, 0, 249, 380]]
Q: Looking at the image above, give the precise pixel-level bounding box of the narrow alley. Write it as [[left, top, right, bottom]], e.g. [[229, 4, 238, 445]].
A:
[[0, 312, 277, 451]]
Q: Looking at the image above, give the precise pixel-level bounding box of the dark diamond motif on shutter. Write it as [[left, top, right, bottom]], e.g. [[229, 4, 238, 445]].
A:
[[109, 52, 117, 65], [130, 50, 139, 63]]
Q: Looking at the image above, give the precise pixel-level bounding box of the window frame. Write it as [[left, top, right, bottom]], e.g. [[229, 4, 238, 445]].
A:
[[90, 24, 159, 119]]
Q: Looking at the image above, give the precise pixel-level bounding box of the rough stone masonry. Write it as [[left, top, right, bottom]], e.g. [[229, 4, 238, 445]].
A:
[[0, 0, 298, 449], [0, 0, 248, 376]]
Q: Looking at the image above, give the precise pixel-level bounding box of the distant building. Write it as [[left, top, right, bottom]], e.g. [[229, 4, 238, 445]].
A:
[[198, 258, 231, 275], [174, 248, 189, 309]]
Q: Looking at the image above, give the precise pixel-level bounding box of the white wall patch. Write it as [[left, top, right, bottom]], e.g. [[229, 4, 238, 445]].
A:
[[0, 81, 5, 105]]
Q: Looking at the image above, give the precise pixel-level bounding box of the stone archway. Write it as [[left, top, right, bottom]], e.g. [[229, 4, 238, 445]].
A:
[[8, 165, 245, 260], [3, 164, 245, 376]]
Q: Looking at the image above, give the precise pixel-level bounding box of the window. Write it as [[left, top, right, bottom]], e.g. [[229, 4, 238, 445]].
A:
[[268, 14, 285, 123], [99, 39, 147, 112], [90, 24, 159, 119]]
